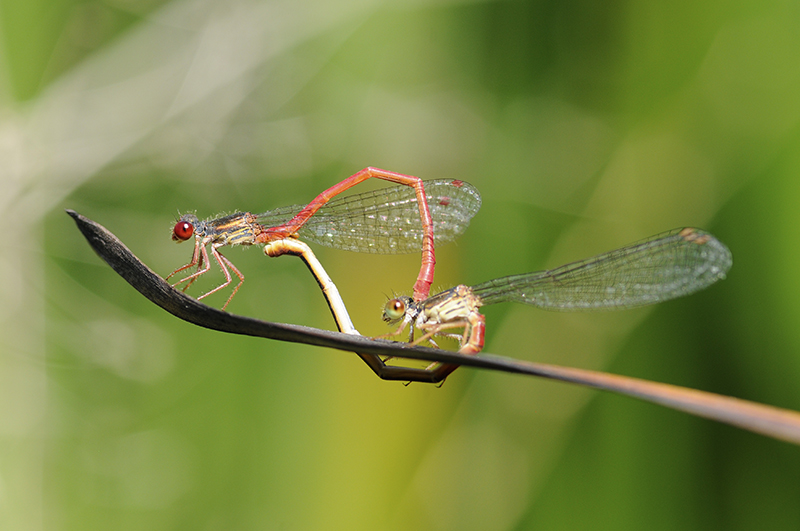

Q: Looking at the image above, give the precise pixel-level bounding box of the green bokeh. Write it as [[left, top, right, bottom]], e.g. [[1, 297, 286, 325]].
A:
[[3, 0, 800, 529]]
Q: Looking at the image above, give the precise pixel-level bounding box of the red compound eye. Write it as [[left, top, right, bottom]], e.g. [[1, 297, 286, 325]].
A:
[[172, 221, 194, 241]]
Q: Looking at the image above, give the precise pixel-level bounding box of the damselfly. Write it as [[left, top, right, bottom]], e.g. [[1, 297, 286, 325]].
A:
[[168, 168, 481, 309], [382, 228, 732, 382]]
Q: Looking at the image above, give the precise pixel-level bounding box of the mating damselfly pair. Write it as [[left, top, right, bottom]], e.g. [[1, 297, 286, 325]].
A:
[[168, 168, 731, 383]]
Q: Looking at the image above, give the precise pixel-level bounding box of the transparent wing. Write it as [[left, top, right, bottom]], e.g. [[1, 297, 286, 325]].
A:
[[471, 228, 732, 310], [256, 179, 482, 254]]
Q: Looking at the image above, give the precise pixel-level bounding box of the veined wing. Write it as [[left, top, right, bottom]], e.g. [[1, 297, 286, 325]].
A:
[[471, 228, 731, 310], [256, 179, 482, 254]]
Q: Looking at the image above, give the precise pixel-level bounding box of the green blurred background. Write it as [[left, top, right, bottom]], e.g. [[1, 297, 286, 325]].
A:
[[2, 0, 800, 529]]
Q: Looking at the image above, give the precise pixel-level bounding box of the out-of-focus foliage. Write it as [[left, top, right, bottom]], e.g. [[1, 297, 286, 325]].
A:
[[2, 0, 799, 529]]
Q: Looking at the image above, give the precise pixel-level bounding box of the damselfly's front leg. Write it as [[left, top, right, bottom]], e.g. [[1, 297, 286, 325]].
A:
[[168, 240, 211, 293]]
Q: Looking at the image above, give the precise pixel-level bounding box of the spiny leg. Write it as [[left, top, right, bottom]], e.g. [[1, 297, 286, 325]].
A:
[[216, 252, 245, 310], [167, 240, 202, 283], [195, 244, 240, 307], [408, 312, 485, 382], [171, 243, 211, 293]]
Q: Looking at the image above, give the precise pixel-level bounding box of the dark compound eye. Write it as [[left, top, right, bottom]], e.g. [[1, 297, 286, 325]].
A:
[[172, 221, 194, 241]]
